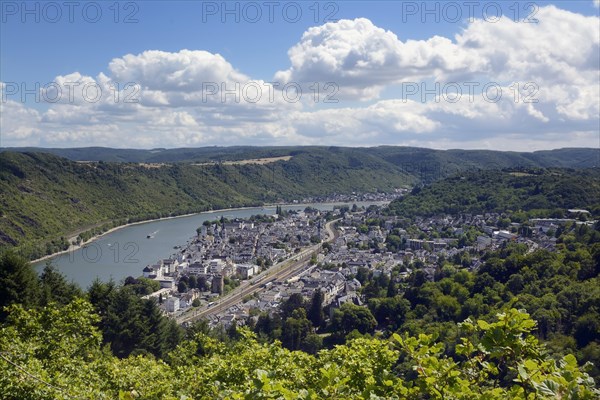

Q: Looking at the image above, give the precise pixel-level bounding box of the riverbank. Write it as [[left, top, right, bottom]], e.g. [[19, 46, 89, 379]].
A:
[[30, 212, 200, 264], [30, 204, 275, 264]]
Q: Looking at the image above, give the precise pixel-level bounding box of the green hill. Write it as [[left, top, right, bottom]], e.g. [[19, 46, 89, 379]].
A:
[[1, 146, 598, 259], [2, 146, 598, 170], [0, 150, 411, 259], [387, 168, 600, 217], [368, 147, 600, 183]]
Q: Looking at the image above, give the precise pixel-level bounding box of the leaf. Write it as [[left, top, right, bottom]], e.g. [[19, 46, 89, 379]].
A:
[[517, 365, 529, 381], [477, 320, 491, 330], [563, 354, 577, 369], [536, 380, 560, 397]]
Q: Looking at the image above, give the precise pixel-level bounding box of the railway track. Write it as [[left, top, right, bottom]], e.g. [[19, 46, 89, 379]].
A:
[[177, 218, 339, 324]]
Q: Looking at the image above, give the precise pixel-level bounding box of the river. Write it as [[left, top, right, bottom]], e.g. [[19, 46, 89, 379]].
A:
[[33, 202, 387, 289]]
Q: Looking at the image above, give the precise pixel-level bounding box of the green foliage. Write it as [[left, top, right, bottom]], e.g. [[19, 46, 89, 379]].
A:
[[1, 301, 597, 399], [331, 303, 377, 336], [39, 264, 83, 306], [388, 168, 600, 217], [393, 308, 599, 399], [87, 280, 182, 359], [0, 251, 40, 319], [307, 289, 325, 328]]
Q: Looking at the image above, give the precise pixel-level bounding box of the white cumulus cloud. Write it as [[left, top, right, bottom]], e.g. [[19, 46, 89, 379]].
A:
[[1, 5, 598, 150]]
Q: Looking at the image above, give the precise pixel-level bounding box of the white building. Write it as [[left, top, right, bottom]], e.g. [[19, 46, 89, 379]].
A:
[[236, 264, 257, 279], [165, 297, 180, 313], [209, 259, 225, 274], [188, 261, 207, 275], [142, 265, 157, 279], [162, 259, 178, 275]]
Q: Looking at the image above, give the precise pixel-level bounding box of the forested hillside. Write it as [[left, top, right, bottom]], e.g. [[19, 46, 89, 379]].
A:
[[387, 168, 600, 217], [0, 151, 411, 259], [3, 146, 598, 171]]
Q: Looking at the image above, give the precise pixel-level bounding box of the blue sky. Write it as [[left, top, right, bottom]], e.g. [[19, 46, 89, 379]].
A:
[[1, 1, 599, 150]]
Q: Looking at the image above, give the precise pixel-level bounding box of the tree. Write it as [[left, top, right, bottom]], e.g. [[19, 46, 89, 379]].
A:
[[188, 275, 198, 289], [307, 289, 324, 328], [355, 267, 369, 284], [386, 234, 402, 252], [139, 298, 167, 357], [368, 296, 410, 329], [331, 303, 377, 336], [227, 321, 240, 341], [392, 308, 600, 399], [1, 302, 598, 399], [574, 313, 600, 347], [103, 287, 145, 358], [178, 280, 188, 293], [0, 252, 40, 320], [281, 309, 312, 350], [300, 333, 323, 354], [281, 293, 305, 319], [506, 273, 525, 294], [254, 312, 275, 338], [39, 264, 82, 306], [386, 277, 397, 297], [87, 278, 116, 318], [197, 276, 208, 291]]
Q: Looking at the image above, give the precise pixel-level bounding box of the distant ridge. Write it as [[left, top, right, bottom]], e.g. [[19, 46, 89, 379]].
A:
[[1, 146, 598, 171]]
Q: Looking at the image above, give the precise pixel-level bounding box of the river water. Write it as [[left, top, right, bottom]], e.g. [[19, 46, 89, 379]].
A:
[[33, 202, 386, 289]]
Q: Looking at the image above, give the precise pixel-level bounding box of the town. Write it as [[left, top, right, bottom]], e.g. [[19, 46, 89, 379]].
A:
[[137, 199, 595, 329]]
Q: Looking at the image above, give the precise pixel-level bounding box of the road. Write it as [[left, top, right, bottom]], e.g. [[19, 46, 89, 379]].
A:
[[177, 218, 340, 325]]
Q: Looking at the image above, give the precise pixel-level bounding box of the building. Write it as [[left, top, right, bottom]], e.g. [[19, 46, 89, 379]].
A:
[[158, 277, 175, 289], [163, 259, 178, 275], [188, 261, 207, 275], [209, 259, 225, 274], [165, 297, 180, 313], [494, 230, 516, 241], [142, 265, 157, 279], [236, 264, 257, 279]]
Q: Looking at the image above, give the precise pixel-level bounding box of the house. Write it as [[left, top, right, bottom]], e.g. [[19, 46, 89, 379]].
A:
[[209, 259, 225, 274], [477, 236, 492, 250], [142, 265, 157, 279], [163, 259, 178, 275], [494, 230, 516, 241], [567, 209, 590, 216], [188, 261, 207, 275], [236, 264, 257, 279], [158, 277, 175, 289], [165, 297, 180, 313]]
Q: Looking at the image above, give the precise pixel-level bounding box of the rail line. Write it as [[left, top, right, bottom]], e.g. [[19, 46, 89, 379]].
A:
[[177, 218, 339, 325]]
